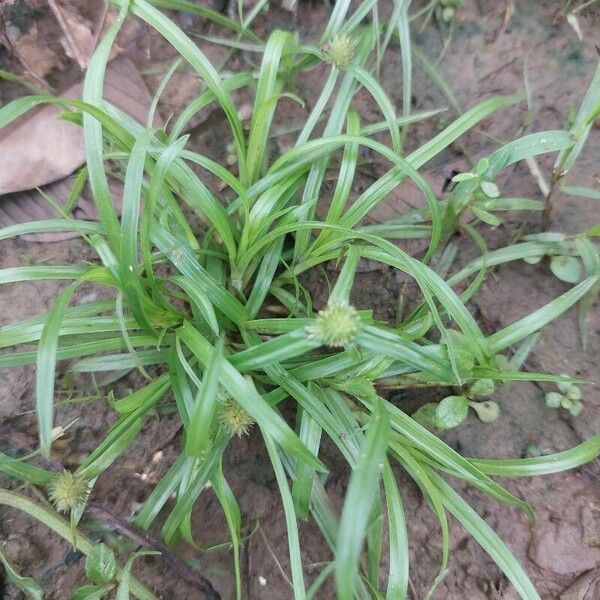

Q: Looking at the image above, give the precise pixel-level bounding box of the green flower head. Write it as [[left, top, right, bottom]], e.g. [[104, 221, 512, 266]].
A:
[[48, 471, 89, 514], [325, 35, 355, 69], [307, 301, 360, 348], [219, 398, 255, 437]]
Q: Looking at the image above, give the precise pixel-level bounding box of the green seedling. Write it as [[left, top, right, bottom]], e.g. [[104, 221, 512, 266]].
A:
[[545, 376, 584, 416], [413, 377, 499, 431]]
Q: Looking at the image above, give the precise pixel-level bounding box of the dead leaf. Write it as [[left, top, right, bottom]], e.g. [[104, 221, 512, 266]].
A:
[[47, 0, 95, 69], [12, 27, 61, 80], [0, 56, 161, 241], [47, 0, 111, 69], [560, 568, 600, 600], [0, 56, 159, 195]]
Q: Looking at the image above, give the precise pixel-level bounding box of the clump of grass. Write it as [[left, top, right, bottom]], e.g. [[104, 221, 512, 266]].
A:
[[0, 0, 599, 598]]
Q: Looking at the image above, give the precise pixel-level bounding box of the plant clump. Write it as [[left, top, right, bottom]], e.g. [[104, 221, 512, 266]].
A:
[[0, 1, 598, 598], [545, 376, 584, 416]]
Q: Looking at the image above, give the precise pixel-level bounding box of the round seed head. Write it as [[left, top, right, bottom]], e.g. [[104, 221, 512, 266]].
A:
[[219, 398, 255, 437], [326, 35, 355, 69], [48, 471, 89, 514], [307, 302, 360, 348]]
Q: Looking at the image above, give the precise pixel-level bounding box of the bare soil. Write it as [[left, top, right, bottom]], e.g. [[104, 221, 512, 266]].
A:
[[1, 1, 599, 598]]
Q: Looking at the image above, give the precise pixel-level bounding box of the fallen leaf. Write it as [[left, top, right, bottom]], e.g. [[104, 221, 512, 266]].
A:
[[12, 28, 62, 80], [0, 56, 158, 195], [47, 0, 108, 69], [561, 568, 600, 600], [0, 57, 161, 241]]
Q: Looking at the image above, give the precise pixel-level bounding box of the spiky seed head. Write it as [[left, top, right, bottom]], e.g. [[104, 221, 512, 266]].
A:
[[219, 398, 255, 437], [307, 301, 360, 348], [325, 35, 355, 69], [48, 471, 89, 514]]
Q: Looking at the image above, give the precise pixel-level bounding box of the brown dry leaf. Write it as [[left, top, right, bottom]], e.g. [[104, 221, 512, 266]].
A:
[[48, 0, 96, 69], [0, 56, 161, 240], [561, 568, 600, 600], [12, 27, 62, 80], [47, 0, 113, 69], [0, 56, 159, 195]]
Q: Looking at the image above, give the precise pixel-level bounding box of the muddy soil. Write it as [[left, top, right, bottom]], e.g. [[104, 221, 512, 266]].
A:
[[1, 0, 600, 599]]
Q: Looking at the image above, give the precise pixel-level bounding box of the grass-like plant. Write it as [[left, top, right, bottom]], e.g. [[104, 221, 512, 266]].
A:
[[1, 0, 600, 598]]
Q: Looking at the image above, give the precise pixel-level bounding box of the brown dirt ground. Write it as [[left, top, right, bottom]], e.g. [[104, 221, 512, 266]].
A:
[[1, 0, 600, 598]]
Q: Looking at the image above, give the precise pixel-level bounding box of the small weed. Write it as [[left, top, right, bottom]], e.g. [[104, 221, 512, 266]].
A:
[[545, 377, 584, 416]]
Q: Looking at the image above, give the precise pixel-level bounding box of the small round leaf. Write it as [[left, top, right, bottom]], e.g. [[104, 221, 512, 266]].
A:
[[469, 378, 495, 397], [435, 395, 469, 430], [443, 330, 475, 373], [550, 255, 582, 284], [545, 392, 563, 408], [472, 205, 502, 227], [441, 6, 455, 21], [525, 443, 542, 458], [480, 181, 500, 198], [557, 376, 574, 394], [566, 385, 582, 401], [85, 544, 117, 585], [494, 354, 510, 372], [411, 403, 439, 432], [475, 157, 490, 174], [568, 400, 583, 416], [560, 396, 573, 410]]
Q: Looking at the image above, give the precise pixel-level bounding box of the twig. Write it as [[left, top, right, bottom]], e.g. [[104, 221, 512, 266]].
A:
[[543, 172, 562, 229], [86, 501, 221, 600], [257, 525, 293, 589], [46, 0, 87, 70], [91, 0, 110, 51]]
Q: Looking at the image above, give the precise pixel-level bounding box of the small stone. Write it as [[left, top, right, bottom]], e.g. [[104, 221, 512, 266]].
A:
[[582, 505, 600, 547], [529, 518, 600, 574]]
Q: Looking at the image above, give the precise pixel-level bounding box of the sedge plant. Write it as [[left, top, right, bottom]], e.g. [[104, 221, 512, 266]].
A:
[[1, 0, 600, 598]]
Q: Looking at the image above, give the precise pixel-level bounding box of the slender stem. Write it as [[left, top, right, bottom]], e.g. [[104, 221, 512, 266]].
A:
[[0, 489, 157, 600]]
